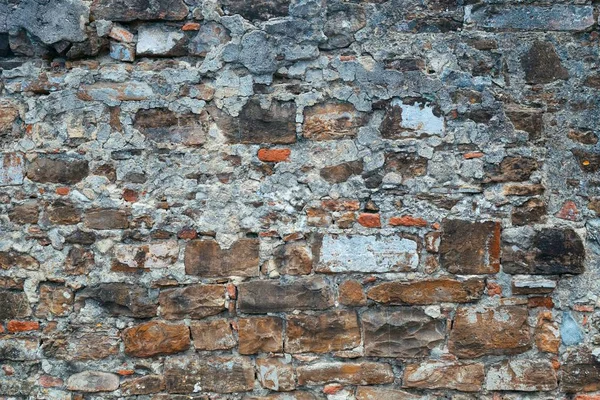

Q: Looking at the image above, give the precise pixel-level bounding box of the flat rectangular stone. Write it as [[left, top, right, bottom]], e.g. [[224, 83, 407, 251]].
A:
[[297, 361, 394, 386], [285, 310, 360, 353], [362, 308, 445, 358], [317, 234, 418, 273], [0, 153, 23, 186], [165, 355, 254, 393], [403, 361, 485, 392], [184, 238, 259, 277], [237, 276, 334, 314], [467, 5, 594, 31]]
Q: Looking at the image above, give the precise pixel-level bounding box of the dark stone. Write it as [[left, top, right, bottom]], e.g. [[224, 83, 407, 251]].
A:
[[91, 0, 189, 21], [0, 251, 39, 270], [320, 161, 364, 183], [521, 41, 569, 84], [184, 238, 259, 277], [65, 230, 96, 245], [65, 246, 95, 275], [285, 310, 360, 353], [238, 276, 334, 313], [235, 99, 296, 144], [572, 149, 600, 173], [487, 156, 538, 182], [134, 108, 210, 146], [47, 200, 81, 225], [568, 129, 598, 145], [220, 0, 290, 21], [0, 290, 31, 320], [561, 364, 600, 393], [9, 202, 38, 224], [362, 308, 445, 358], [511, 198, 546, 226], [384, 152, 428, 178], [76, 283, 157, 318], [503, 228, 585, 275], [506, 108, 544, 141], [84, 209, 129, 230], [26, 155, 89, 184], [0, 33, 10, 57], [439, 219, 501, 274]]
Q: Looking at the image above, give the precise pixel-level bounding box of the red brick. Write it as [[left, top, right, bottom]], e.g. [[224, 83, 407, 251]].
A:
[[182, 22, 201, 31], [258, 148, 291, 162], [357, 213, 381, 228], [7, 320, 40, 332], [389, 215, 427, 227]]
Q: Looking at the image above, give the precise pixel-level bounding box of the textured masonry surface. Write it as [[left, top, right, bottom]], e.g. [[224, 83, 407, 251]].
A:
[[0, 0, 599, 399]]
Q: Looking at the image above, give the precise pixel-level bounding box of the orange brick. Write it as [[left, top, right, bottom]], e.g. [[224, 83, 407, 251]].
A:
[[7, 320, 40, 332], [56, 187, 70, 195], [123, 188, 138, 202], [358, 213, 381, 228], [487, 282, 502, 297], [389, 215, 427, 227], [258, 148, 291, 162], [39, 375, 63, 388], [464, 151, 484, 159], [573, 304, 595, 312], [575, 395, 600, 400], [182, 22, 201, 31], [528, 296, 554, 309], [323, 384, 344, 394], [117, 369, 135, 376]]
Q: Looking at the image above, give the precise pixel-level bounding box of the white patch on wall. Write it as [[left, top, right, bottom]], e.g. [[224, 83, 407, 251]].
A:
[[393, 98, 444, 135], [317, 234, 419, 273]]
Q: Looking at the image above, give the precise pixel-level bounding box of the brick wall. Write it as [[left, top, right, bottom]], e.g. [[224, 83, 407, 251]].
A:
[[0, 0, 599, 398]]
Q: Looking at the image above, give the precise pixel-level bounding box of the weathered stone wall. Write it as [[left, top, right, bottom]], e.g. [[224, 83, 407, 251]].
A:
[[0, 0, 599, 398]]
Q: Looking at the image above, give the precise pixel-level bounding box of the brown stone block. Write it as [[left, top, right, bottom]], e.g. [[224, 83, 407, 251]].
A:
[[285, 310, 360, 353], [123, 321, 190, 357], [367, 278, 485, 305], [449, 306, 531, 358], [184, 238, 259, 277]]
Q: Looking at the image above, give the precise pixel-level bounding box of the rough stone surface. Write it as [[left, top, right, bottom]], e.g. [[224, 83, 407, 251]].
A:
[[1, 1, 599, 398], [76, 283, 157, 318], [190, 319, 236, 351], [165, 355, 254, 393], [26, 155, 89, 184], [238, 316, 283, 354], [238, 277, 334, 313], [362, 308, 445, 358], [159, 284, 225, 319], [440, 220, 501, 274], [449, 306, 531, 358], [123, 321, 190, 357], [184, 238, 259, 277], [403, 361, 485, 392], [367, 278, 485, 305], [285, 310, 360, 353]]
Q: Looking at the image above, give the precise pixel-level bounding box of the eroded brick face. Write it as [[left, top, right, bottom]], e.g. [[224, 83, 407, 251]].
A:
[[1, 0, 598, 398]]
